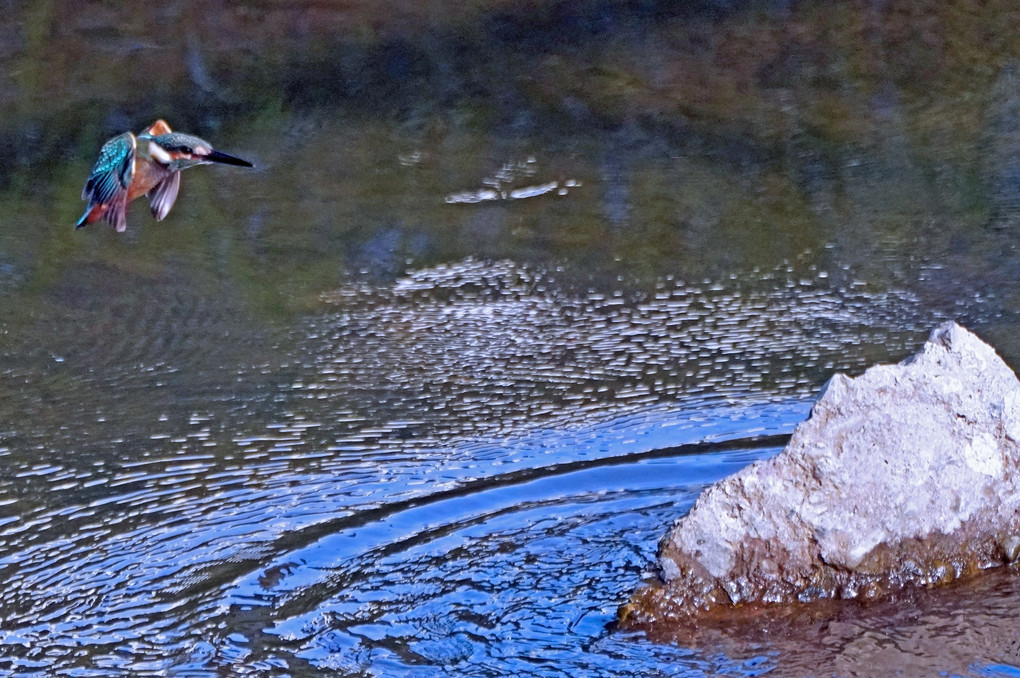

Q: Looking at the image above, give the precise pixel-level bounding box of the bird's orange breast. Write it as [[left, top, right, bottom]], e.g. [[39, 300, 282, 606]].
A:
[[127, 158, 171, 201]]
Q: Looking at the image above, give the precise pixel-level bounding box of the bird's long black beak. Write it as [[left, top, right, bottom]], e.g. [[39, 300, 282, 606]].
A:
[[206, 149, 254, 167]]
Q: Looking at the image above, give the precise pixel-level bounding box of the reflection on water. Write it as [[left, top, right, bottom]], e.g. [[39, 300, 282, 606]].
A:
[[308, 258, 926, 444], [3, 0, 1020, 675], [0, 257, 986, 676], [249, 445, 780, 677], [641, 565, 1020, 678], [444, 157, 581, 204]]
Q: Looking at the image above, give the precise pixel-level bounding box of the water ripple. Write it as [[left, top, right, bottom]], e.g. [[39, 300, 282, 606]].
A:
[[304, 257, 933, 449], [0, 258, 963, 675]]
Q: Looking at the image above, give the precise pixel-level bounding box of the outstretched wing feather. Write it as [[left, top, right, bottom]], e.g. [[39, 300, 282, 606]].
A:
[[104, 195, 130, 233], [146, 171, 181, 221]]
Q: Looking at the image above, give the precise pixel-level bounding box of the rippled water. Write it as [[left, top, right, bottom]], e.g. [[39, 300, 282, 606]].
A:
[[2, 254, 1004, 676], [5, 1, 1020, 675]]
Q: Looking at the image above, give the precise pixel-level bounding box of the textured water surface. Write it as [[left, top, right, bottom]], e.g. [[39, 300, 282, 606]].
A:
[[1, 255, 998, 676], [5, 1, 1020, 675]]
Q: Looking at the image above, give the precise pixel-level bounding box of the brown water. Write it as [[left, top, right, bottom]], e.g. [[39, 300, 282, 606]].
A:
[[2, 1, 1020, 675]]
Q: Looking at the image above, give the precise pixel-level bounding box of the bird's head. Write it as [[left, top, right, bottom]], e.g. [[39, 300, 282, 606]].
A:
[[139, 132, 254, 170]]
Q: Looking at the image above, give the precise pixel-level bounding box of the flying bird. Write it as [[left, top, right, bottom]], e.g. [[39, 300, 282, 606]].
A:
[[76, 119, 253, 232]]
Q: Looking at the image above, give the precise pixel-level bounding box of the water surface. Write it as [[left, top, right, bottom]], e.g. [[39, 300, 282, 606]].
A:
[[3, 1, 1020, 675]]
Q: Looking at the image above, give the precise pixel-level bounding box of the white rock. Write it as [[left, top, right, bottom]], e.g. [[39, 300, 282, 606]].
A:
[[647, 322, 1020, 618]]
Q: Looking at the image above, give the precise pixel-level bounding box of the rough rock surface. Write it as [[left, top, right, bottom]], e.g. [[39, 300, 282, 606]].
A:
[[624, 322, 1020, 626]]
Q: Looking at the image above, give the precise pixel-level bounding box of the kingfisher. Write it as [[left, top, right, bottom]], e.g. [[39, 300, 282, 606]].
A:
[[76, 119, 253, 232]]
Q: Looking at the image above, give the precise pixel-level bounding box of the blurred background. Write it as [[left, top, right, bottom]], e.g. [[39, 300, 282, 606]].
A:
[[2, 0, 1020, 675]]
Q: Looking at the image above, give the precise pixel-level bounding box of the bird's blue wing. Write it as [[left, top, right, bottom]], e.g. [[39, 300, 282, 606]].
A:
[[82, 132, 136, 205], [80, 132, 136, 232]]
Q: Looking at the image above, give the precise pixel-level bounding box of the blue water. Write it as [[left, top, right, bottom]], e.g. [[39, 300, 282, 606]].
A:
[[5, 2, 1020, 673], [4, 257, 1013, 676]]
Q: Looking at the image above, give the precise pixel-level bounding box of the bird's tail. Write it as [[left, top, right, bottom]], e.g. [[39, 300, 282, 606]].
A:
[[75, 204, 105, 230], [74, 207, 91, 229]]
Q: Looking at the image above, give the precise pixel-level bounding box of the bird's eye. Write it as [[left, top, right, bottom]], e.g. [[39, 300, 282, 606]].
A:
[[180, 146, 193, 155]]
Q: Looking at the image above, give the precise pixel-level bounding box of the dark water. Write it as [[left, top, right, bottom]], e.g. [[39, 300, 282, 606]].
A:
[[3, 1, 1020, 675]]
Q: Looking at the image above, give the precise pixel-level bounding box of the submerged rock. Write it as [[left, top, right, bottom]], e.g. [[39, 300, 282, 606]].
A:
[[623, 322, 1020, 628]]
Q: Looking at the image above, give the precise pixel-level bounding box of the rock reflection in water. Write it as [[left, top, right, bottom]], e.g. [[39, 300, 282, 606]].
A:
[[638, 566, 1020, 678]]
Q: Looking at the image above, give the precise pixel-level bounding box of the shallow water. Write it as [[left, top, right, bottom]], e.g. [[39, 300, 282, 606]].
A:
[[4, 1, 1020, 675], [0, 258, 1009, 676]]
